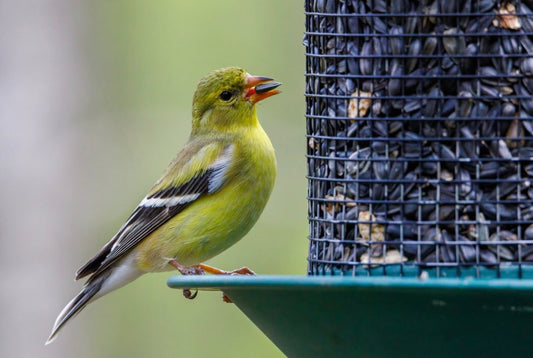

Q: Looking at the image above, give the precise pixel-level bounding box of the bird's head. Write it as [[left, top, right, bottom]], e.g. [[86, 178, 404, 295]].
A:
[[191, 67, 281, 135]]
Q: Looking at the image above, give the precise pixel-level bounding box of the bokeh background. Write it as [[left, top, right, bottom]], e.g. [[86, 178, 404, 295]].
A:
[[0, 1, 305, 357]]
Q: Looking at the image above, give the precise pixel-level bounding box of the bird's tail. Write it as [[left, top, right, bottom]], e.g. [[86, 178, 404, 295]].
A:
[[45, 273, 108, 345], [46, 254, 143, 345]]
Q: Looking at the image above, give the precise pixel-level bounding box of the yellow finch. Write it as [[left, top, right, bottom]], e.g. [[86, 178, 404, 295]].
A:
[[46, 67, 280, 344]]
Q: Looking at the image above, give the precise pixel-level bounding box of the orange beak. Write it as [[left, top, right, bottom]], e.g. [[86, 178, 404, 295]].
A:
[[244, 74, 281, 104]]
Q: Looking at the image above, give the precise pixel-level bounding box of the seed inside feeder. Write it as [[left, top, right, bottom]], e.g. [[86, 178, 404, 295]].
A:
[[305, 0, 533, 276]]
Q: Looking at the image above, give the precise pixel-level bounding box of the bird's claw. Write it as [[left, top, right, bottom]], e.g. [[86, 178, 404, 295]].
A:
[[197, 263, 255, 275], [228, 267, 255, 275], [183, 288, 198, 300], [188, 266, 205, 275], [171, 261, 254, 302], [222, 292, 232, 303], [169, 260, 205, 275]]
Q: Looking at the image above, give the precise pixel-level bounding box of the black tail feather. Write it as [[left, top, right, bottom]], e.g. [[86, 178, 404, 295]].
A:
[[46, 275, 106, 344]]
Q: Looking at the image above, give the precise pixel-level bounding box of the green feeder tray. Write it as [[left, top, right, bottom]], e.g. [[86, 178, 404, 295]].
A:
[[168, 275, 533, 358]]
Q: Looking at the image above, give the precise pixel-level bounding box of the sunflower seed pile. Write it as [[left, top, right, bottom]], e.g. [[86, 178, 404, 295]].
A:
[[305, 0, 533, 276]]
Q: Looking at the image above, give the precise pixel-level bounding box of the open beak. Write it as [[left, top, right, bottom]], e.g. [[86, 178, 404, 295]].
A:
[[244, 74, 281, 104]]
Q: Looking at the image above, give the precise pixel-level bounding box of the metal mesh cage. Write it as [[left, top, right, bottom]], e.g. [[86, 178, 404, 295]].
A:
[[305, 0, 533, 278]]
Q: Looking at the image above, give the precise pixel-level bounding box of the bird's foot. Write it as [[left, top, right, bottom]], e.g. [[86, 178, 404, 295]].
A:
[[196, 264, 255, 303], [169, 260, 204, 299], [182, 288, 199, 300], [197, 263, 255, 276], [170, 261, 254, 303], [169, 260, 205, 275]]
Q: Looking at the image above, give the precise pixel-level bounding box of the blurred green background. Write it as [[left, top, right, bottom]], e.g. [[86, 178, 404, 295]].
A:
[[0, 1, 305, 357]]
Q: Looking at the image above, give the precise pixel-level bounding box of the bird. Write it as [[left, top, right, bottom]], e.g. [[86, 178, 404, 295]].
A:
[[46, 67, 280, 344]]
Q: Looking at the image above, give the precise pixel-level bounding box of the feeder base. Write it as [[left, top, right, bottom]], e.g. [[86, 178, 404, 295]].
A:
[[167, 275, 533, 358]]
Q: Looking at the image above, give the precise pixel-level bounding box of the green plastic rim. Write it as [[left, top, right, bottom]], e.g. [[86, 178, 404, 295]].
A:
[[167, 274, 533, 290]]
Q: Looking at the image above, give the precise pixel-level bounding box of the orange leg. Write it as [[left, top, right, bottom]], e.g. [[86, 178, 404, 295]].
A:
[[197, 263, 256, 276], [169, 260, 205, 275], [169, 260, 255, 303], [196, 264, 255, 303], [169, 260, 203, 299]]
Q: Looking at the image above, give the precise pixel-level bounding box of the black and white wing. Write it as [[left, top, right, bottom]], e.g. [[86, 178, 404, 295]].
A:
[[75, 141, 235, 281]]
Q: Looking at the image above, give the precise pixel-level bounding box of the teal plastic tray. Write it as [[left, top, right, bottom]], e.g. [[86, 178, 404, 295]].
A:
[[168, 275, 533, 358]]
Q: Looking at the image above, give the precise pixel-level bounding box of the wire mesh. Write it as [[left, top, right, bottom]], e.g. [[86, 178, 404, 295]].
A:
[[305, 0, 533, 278]]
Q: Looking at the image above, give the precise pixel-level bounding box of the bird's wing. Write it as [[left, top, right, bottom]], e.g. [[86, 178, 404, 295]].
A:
[[76, 140, 235, 281]]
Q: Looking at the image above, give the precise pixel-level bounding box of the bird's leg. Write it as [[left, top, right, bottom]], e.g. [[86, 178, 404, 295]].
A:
[[197, 263, 256, 276], [168, 260, 203, 300], [169, 260, 205, 275], [169, 261, 254, 303], [195, 264, 255, 303]]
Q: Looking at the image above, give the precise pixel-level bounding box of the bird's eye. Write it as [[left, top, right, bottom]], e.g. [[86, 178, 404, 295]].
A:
[[219, 91, 233, 101]]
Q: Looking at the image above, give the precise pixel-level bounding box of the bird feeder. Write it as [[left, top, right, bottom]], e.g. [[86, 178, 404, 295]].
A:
[[169, 1, 533, 357]]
